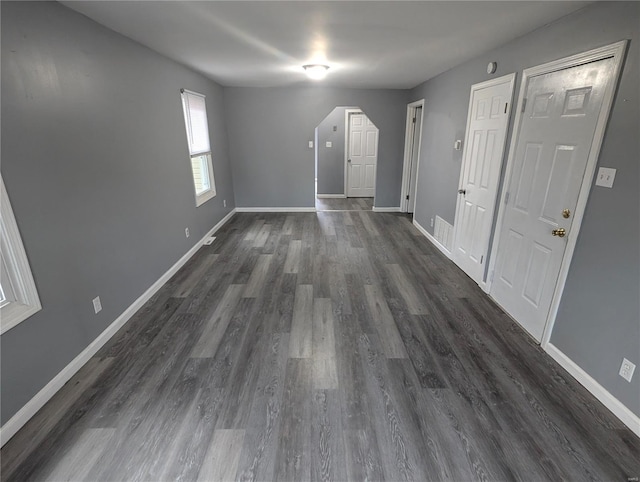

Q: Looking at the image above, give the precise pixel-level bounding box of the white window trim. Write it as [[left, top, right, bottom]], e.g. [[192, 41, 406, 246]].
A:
[[181, 89, 216, 207], [1, 177, 42, 334]]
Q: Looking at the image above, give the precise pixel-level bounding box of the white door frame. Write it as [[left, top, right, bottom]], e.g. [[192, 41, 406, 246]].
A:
[[400, 99, 425, 215], [452, 73, 516, 291], [486, 40, 628, 348], [344, 108, 363, 197]]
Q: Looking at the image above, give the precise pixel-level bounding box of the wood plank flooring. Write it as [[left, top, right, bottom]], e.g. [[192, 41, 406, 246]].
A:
[[315, 197, 373, 211], [2, 212, 639, 481]]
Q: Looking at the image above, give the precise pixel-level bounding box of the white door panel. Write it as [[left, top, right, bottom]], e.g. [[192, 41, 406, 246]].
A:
[[491, 57, 615, 341], [452, 75, 515, 285], [350, 165, 362, 189], [351, 131, 362, 156], [365, 131, 377, 156], [347, 112, 378, 197]]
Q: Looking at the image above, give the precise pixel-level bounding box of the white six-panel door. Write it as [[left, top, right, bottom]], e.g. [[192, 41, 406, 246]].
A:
[[452, 74, 515, 285], [347, 113, 378, 197], [491, 57, 615, 341]]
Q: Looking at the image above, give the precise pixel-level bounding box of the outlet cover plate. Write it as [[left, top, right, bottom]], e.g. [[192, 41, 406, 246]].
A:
[[619, 358, 636, 382], [595, 167, 616, 188]]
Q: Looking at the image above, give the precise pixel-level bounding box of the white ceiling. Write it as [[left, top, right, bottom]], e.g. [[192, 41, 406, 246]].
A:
[[61, 1, 591, 89]]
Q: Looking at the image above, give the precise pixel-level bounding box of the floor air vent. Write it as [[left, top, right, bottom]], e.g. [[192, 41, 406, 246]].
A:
[[434, 216, 453, 252]]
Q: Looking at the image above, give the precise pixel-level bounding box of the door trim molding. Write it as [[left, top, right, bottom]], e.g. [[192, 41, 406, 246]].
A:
[[344, 108, 363, 198], [400, 99, 425, 215], [486, 40, 628, 346], [451, 72, 516, 285]]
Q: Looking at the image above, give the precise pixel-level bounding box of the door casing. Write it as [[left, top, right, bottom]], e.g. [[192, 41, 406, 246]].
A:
[[486, 40, 628, 347], [400, 99, 425, 215]]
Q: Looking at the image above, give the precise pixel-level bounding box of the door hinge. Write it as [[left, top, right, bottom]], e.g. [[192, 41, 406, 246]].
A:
[[412, 117, 416, 124], [480, 255, 484, 264], [406, 195, 410, 200], [504, 192, 510, 204], [504, 103, 508, 114], [521, 98, 527, 113]]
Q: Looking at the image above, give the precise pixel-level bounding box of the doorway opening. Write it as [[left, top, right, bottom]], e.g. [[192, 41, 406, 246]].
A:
[[400, 100, 424, 216], [314, 106, 379, 211]]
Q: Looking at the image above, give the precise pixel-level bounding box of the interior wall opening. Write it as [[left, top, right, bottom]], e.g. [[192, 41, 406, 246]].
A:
[[314, 106, 379, 212]]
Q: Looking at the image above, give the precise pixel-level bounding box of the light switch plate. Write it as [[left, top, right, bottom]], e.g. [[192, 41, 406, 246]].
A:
[[595, 167, 616, 188], [326, 141, 332, 148], [308, 141, 313, 149], [92, 296, 102, 314]]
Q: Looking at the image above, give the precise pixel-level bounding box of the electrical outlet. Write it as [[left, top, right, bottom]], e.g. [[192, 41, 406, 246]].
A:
[[223, 199, 227, 208], [619, 358, 635, 382], [92, 296, 102, 314], [430, 218, 434, 228], [595, 167, 616, 188], [185, 228, 190, 238]]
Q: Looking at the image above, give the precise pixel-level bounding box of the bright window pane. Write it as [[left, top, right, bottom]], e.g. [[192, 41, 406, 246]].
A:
[[191, 154, 211, 195], [0, 255, 16, 307]]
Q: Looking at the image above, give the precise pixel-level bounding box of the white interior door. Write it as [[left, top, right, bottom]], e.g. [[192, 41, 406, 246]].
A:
[[408, 106, 422, 213], [491, 57, 615, 341], [452, 74, 515, 285], [347, 113, 378, 197]]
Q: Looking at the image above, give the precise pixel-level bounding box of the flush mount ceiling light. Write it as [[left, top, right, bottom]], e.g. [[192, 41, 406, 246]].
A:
[[303, 64, 330, 80]]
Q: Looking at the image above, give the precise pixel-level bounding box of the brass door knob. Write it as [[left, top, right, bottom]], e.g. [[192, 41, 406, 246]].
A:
[[552, 228, 566, 237]]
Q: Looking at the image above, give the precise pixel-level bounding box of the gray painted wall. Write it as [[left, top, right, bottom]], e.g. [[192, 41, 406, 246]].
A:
[[410, 1, 639, 416], [1, 1, 235, 424], [224, 87, 407, 208], [316, 107, 347, 196]]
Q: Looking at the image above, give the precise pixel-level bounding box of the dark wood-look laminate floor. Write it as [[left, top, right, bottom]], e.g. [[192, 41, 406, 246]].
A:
[[315, 197, 373, 211], [2, 212, 639, 481]]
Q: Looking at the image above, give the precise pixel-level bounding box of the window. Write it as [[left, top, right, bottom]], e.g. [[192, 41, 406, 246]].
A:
[[180, 89, 216, 206], [1, 177, 42, 334]]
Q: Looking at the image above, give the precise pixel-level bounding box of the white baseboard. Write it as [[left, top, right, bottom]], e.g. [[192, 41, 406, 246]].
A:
[[413, 219, 452, 259], [545, 343, 640, 437], [372, 206, 401, 212], [235, 207, 316, 212], [316, 194, 346, 199], [0, 209, 237, 447]]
